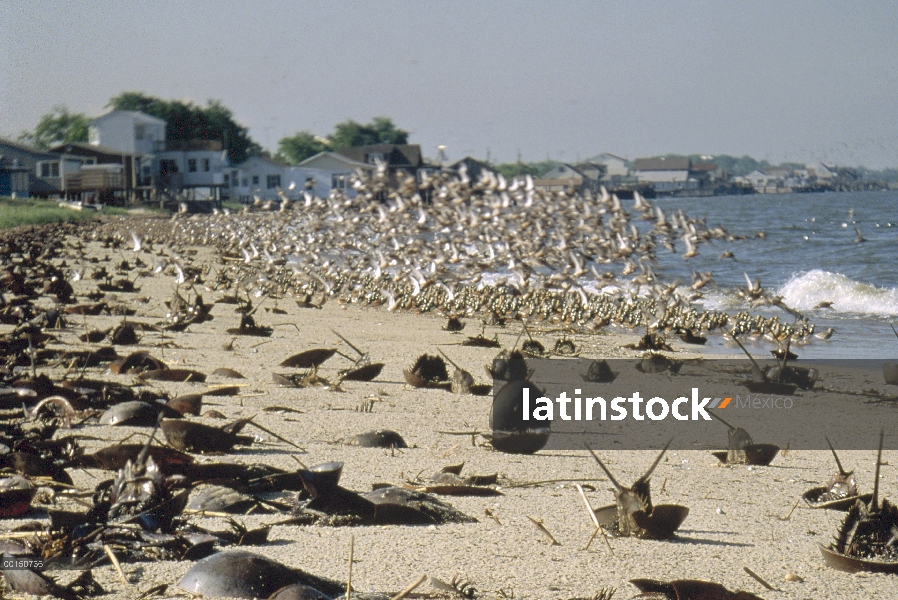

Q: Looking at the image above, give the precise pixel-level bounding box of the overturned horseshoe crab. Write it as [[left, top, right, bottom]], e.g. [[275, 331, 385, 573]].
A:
[[709, 411, 780, 466], [332, 329, 385, 382], [178, 550, 346, 599], [821, 431, 898, 573], [581, 359, 617, 383], [731, 334, 798, 395], [586, 440, 689, 539], [403, 353, 449, 389], [438, 348, 491, 395], [803, 436, 873, 510]]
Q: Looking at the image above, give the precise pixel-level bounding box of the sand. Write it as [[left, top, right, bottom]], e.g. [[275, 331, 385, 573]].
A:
[[2, 226, 896, 600]]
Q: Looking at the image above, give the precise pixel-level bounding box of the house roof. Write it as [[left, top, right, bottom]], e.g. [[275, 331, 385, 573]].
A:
[[633, 157, 691, 171], [90, 110, 167, 126], [298, 151, 373, 171], [588, 153, 629, 163], [0, 137, 56, 159], [49, 142, 136, 158], [336, 144, 422, 168], [236, 155, 290, 169], [690, 162, 717, 172]]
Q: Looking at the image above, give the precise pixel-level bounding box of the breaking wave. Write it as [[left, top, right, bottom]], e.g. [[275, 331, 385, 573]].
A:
[[777, 270, 898, 315]]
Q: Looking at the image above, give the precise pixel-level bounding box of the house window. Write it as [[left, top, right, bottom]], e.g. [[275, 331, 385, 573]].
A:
[[252, 175, 259, 185], [332, 174, 347, 189], [135, 124, 146, 140], [267, 174, 281, 189], [242, 178, 248, 186], [38, 161, 60, 178], [202, 158, 210, 172], [188, 159, 197, 172], [224, 174, 230, 185]]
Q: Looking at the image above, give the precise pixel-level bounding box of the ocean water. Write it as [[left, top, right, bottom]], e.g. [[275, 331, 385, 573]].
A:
[[638, 190, 898, 359]]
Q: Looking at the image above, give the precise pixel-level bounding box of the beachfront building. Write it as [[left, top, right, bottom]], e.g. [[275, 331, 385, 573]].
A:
[[89, 110, 166, 155], [586, 152, 635, 187], [534, 163, 603, 194], [0, 154, 29, 197], [47, 142, 139, 204], [298, 151, 374, 198], [0, 138, 66, 197], [632, 157, 700, 194], [155, 140, 229, 200]]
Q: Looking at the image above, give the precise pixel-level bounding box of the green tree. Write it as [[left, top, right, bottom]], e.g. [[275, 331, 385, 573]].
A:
[[276, 131, 328, 164], [107, 92, 261, 164], [493, 160, 559, 179], [18, 105, 89, 149], [328, 117, 408, 148]]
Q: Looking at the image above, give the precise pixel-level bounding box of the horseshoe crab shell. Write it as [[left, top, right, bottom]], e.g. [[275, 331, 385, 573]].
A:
[[629, 578, 764, 599], [0, 475, 37, 518], [269, 584, 332, 600], [362, 487, 478, 525], [346, 429, 407, 449], [99, 400, 176, 426], [489, 380, 550, 454], [178, 550, 346, 599], [821, 432, 898, 573]]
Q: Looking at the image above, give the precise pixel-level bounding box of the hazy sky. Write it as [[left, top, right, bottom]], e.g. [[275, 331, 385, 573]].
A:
[[3, 1, 897, 168]]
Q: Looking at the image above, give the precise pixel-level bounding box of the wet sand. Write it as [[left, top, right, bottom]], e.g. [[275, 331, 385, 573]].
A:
[[2, 228, 896, 600]]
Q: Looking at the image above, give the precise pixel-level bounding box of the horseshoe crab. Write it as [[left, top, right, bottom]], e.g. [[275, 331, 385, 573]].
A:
[[709, 412, 780, 466], [98, 400, 180, 426], [160, 418, 255, 453], [629, 578, 764, 599], [345, 429, 407, 449], [803, 436, 873, 510], [489, 379, 550, 454], [438, 348, 490, 395], [730, 334, 798, 395], [586, 441, 689, 539], [581, 359, 617, 383], [0, 474, 37, 518], [821, 431, 898, 573], [403, 353, 449, 389], [291, 461, 475, 525], [332, 329, 385, 382], [178, 550, 346, 599]]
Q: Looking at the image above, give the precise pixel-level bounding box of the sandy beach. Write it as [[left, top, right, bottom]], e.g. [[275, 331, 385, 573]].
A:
[[1, 217, 896, 600]]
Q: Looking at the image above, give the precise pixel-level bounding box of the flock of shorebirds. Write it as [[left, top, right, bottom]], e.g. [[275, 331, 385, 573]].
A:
[[85, 168, 821, 347]]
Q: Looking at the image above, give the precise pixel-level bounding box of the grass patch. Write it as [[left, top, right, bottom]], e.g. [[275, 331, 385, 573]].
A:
[[0, 197, 128, 229], [221, 199, 245, 212]]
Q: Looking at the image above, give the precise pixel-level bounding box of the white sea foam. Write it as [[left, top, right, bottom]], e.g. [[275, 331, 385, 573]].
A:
[[777, 270, 898, 315]]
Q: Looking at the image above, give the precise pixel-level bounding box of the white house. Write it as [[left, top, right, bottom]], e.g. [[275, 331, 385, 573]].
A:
[[156, 146, 228, 193], [298, 152, 374, 198], [589, 153, 630, 178], [89, 110, 166, 155], [632, 157, 691, 183]]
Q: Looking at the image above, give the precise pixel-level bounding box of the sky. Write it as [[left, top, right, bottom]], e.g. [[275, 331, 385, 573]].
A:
[[2, 1, 897, 168]]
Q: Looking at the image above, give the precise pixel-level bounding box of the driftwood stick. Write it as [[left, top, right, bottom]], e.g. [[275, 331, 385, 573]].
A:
[[390, 574, 428, 600], [526, 515, 561, 546]]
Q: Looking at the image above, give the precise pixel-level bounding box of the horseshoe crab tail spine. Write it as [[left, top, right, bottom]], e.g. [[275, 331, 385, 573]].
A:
[[586, 443, 624, 492], [709, 409, 737, 432], [825, 436, 849, 477], [641, 438, 673, 482], [872, 430, 884, 511]]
